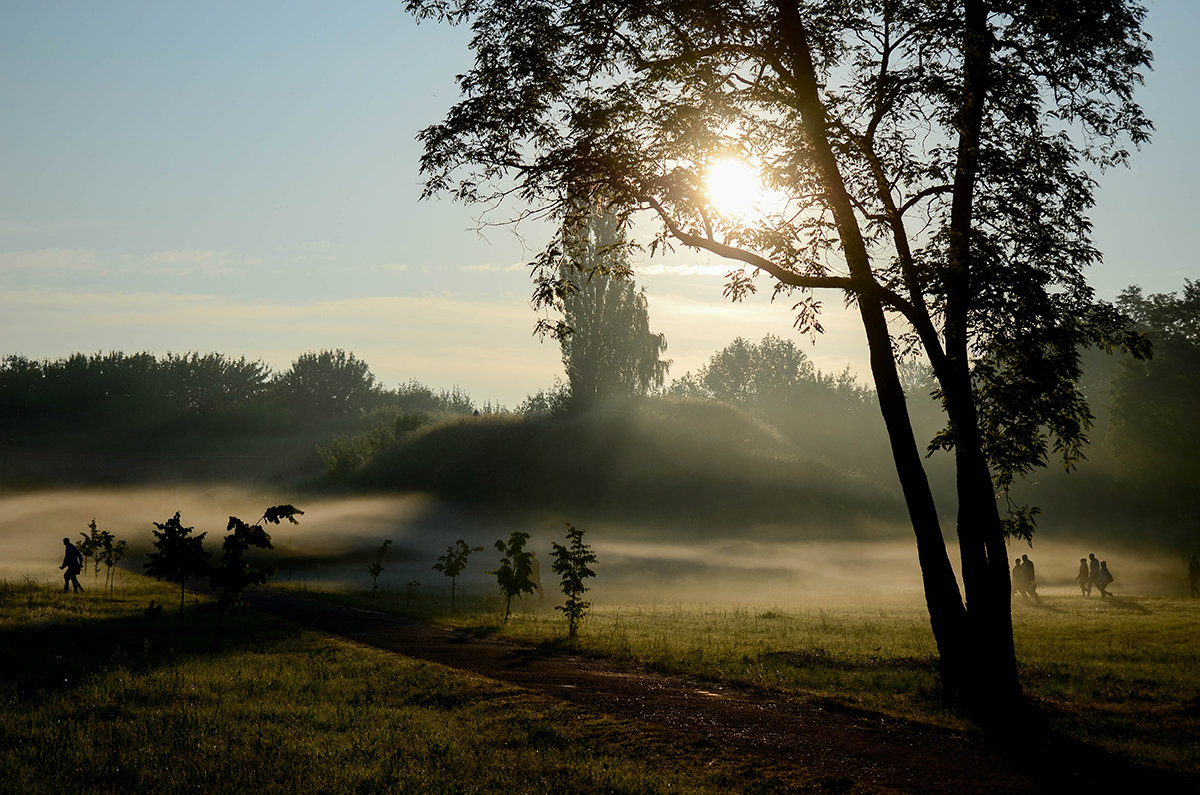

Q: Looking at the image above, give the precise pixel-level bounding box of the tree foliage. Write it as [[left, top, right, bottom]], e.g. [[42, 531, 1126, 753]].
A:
[[1109, 283, 1200, 516], [77, 518, 127, 596], [433, 538, 484, 610], [144, 512, 210, 628], [272, 349, 382, 416], [547, 208, 670, 407], [489, 531, 537, 623], [208, 506, 297, 645], [408, 0, 1154, 717], [368, 538, 393, 596], [549, 523, 597, 640]]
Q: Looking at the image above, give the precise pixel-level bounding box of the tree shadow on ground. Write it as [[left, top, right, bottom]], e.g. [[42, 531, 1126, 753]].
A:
[[987, 699, 1196, 792], [0, 591, 287, 700]]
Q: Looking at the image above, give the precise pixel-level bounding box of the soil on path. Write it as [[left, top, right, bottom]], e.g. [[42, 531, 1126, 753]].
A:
[[245, 589, 1196, 794]]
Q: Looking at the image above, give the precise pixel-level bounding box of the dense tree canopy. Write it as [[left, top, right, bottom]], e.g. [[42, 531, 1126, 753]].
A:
[[408, 0, 1153, 718], [555, 210, 670, 406], [1109, 283, 1200, 517]]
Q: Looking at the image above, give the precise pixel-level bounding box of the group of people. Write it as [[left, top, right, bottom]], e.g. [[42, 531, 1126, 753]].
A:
[[1074, 553, 1114, 599], [1011, 552, 1115, 600], [1011, 554, 1038, 598]]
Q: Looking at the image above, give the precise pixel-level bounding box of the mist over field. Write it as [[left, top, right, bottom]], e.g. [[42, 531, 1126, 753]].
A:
[[3, 485, 1192, 608]]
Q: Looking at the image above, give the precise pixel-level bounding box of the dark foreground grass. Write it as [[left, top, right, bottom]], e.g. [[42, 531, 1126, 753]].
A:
[[313, 585, 1200, 775], [1, 578, 861, 794]]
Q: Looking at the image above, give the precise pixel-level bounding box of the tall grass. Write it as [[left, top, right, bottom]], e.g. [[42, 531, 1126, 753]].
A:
[[0, 578, 837, 794]]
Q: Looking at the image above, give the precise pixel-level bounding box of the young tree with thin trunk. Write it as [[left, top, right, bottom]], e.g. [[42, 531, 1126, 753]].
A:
[[144, 512, 210, 629], [369, 538, 393, 596], [209, 505, 301, 647], [489, 531, 537, 624], [407, 0, 1153, 720], [433, 538, 483, 610], [550, 523, 597, 640], [98, 531, 128, 598]]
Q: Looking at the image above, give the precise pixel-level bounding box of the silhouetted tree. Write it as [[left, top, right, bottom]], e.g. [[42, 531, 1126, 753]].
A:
[[78, 519, 105, 582], [489, 531, 536, 623], [409, 0, 1154, 719], [548, 207, 670, 408], [368, 538, 393, 596], [208, 505, 300, 646], [273, 349, 382, 416], [1109, 283, 1200, 518], [161, 352, 270, 415], [97, 529, 128, 598], [144, 512, 210, 629], [550, 523, 597, 640], [433, 538, 483, 610]]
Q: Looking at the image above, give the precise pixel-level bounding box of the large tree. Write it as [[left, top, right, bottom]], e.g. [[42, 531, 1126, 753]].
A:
[[1109, 282, 1200, 521], [553, 208, 671, 407], [407, 0, 1152, 719]]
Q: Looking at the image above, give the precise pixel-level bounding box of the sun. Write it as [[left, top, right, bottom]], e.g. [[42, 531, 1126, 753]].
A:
[[705, 156, 768, 219]]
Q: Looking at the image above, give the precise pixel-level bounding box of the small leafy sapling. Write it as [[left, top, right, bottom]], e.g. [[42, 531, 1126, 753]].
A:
[[489, 531, 536, 624], [98, 530, 128, 598], [368, 538, 392, 596], [209, 505, 302, 646], [79, 519, 105, 581], [144, 512, 210, 629], [433, 539, 483, 610], [550, 523, 597, 640]]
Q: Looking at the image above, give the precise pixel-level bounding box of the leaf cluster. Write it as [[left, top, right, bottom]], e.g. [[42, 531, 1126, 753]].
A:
[[550, 523, 597, 638]]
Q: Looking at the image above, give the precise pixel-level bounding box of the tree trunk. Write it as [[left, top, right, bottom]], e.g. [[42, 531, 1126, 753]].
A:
[[857, 293, 970, 704], [935, 0, 1023, 722], [775, 1, 973, 705]]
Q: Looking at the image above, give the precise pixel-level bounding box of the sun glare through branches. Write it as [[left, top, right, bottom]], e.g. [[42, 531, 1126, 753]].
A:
[[705, 156, 776, 221]]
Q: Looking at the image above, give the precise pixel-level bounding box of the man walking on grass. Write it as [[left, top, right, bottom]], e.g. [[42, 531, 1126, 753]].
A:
[[60, 537, 84, 593]]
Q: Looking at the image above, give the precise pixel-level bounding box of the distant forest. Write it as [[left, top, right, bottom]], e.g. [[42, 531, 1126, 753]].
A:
[[3, 282, 1198, 547]]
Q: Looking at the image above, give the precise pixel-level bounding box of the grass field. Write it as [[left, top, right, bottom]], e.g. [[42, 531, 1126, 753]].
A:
[[314, 585, 1200, 774], [5, 572, 1198, 793], [0, 575, 854, 794]]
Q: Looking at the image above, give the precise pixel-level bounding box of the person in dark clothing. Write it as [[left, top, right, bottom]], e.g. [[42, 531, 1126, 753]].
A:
[[1076, 558, 1091, 597], [1021, 554, 1037, 599], [60, 537, 84, 593], [1011, 558, 1026, 597], [1190, 555, 1200, 598], [1095, 560, 1114, 599]]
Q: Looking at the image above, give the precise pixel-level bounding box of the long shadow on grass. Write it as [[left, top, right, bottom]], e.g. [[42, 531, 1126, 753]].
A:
[[1101, 596, 1151, 614], [0, 596, 290, 701]]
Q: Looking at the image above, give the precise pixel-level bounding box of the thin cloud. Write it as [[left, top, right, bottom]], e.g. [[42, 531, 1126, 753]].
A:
[[463, 262, 527, 273], [0, 248, 100, 274]]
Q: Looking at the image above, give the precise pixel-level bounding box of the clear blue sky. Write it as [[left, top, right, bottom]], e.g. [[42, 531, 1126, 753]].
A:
[[2, 1, 1197, 406]]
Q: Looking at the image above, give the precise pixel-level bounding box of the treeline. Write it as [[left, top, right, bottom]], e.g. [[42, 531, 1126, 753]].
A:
[[0, 349, 482, 433]]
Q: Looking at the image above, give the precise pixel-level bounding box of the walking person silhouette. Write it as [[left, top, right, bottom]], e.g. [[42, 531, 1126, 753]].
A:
[[1076, 558, 1091, 597], [60, 537, 84, 593]]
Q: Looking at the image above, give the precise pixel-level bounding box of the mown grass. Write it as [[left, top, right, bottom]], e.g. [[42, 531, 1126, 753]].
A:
[[1, 576, 857, 794], [316, 585, 1200, 774]]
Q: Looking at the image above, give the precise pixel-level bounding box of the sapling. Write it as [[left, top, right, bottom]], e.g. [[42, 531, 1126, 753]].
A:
[[433, 538, 483, 610], [144, 512, 210, 629], [209, 505, 302, 646], [78, 519, 105, 582], [368, 538, 392, 596], [97, 529, 128, 598], [489, 531, 536, 623], [550, 523, 597, 640]]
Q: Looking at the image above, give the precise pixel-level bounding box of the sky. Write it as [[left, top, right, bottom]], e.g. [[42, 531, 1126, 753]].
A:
[[2, 1, 1198, 408]]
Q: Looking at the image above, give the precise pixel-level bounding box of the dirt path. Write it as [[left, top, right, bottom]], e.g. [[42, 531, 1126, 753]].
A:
[[244, 589, 1195, 794]]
